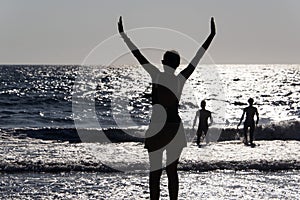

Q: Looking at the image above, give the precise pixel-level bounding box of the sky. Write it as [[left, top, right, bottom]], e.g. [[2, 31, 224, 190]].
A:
[[0, 0, 299, 64]]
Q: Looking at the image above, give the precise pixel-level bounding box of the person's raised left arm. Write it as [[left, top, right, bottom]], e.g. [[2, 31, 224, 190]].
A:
[[118, 16, 159, 76]]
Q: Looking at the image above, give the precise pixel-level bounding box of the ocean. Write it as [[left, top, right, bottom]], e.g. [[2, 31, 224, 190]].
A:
[[0, 64, 299, 199]]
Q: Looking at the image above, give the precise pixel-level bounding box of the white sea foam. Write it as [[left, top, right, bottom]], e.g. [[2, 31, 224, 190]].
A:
[[1, 132, 300, 173]]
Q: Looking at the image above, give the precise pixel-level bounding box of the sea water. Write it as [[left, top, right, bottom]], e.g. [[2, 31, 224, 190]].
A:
[[0, 64, 299, 199]]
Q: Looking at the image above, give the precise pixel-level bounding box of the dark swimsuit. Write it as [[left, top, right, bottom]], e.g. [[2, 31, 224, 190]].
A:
[[243, 107, 257, 129], [197, 109, 211, 134], [144, 73, 187, 152]]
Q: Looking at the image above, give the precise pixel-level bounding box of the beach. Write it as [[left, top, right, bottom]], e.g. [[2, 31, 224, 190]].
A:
[[1, 170, 300, 199], [1, 133, 300, 199], [1, 1, 300, 199]]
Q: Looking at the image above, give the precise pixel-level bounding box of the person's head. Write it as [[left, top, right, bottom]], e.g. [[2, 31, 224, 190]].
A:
[[248, 98, 254, 106], [162, 50, 180, 71], [201, 100, 206, 109]]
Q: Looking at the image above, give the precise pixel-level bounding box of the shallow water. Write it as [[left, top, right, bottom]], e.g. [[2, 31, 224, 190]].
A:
[[1, 132, 300, 173], [1, 170, 299, 199]]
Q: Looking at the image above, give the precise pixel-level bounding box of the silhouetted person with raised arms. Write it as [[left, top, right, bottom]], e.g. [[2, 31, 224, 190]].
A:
[[118, 16, 216, 200], [237, 98, 259, 146], [193, 100, 213, 147]]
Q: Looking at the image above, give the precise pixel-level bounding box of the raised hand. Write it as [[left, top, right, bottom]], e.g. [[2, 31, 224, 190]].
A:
[[180, 17, 216, 79], [118, 16, 124, 34], [117, 16, 153, 68], [210, 17, 216, 35]]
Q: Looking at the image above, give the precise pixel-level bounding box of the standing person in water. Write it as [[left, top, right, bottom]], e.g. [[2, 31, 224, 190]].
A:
[[192, 100, 213, 147], [118, 16, 216, 200], [237, 98, 259, 146]]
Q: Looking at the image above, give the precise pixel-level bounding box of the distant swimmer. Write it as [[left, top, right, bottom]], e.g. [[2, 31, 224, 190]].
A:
[[193, 100, 213, 147], [237, 98, 259, 147]]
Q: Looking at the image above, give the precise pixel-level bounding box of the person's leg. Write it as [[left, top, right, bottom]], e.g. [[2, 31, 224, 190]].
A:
[[196, 130, 201, 146], [198, 128, 205, 147], [148, 150, 163, 200], [166, 148, 182, 200], [204, 127, 209, 144], [249, 124, 255, 144]]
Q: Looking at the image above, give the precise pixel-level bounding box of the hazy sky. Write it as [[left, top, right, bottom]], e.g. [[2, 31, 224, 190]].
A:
[[0, 0, 299, 64]]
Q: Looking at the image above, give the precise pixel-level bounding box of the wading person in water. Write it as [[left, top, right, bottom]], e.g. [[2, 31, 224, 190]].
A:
[[118, 16, 216, 200], [192, 100, 213, 147], [237, 98, 259, 147]]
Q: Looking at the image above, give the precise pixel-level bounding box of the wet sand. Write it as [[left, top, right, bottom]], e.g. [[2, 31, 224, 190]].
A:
[[1, 170, 299, 199]]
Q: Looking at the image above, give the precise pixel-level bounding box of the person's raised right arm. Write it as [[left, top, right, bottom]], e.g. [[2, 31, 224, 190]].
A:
[[118, 16, 158, 76], [180, 17, 216, 80]]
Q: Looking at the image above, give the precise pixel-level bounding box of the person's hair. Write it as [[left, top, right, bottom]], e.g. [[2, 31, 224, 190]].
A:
[[201, 100, 206, 108], [248, 98, 254, 105], [162, 50, 180, 69]]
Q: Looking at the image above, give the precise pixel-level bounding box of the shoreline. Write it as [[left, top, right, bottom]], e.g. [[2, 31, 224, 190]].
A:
[[1, 138, 300, 173], [2, 120, 300, 143]]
